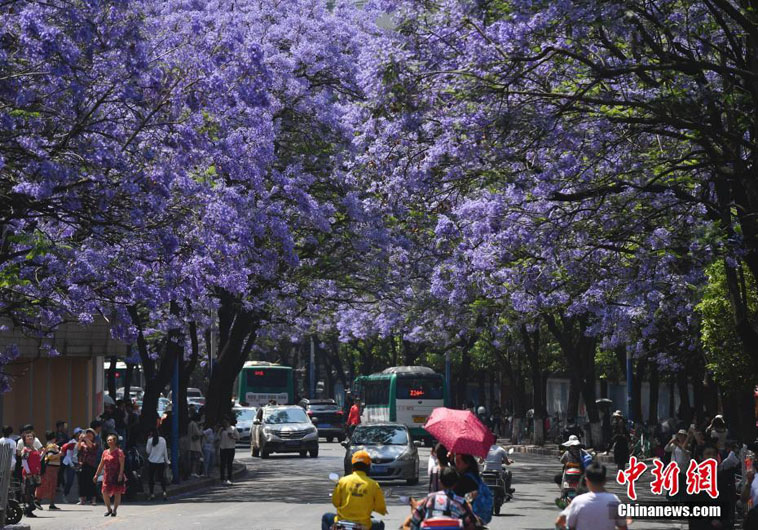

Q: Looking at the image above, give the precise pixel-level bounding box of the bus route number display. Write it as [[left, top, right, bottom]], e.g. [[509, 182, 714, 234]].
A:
[[254, 370, 265, 376], [409, 389, 424, 398]]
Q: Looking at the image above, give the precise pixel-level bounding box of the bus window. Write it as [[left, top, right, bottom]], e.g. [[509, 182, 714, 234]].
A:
[[397, 377, 443, 400], [246, 369, 289, 387], [364, 379, 390, 405]]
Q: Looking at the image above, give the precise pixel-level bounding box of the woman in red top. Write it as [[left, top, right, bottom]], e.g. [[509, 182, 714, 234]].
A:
[[94, 433, 125, 517], [347, 399, 361, 436], [20, 432, 42, 518]]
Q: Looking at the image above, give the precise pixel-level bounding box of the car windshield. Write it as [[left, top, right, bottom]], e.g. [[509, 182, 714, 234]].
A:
[[264, 408, 309, 424], [352, 426, 408, 446], [234, 408, 255, 421]]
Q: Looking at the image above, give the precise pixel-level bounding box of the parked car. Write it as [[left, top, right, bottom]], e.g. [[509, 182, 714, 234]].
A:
[[116, 387, 144, 401], [166, 387, 204, 405], [233, 406, 257, 442], [251, 405, 319, 458], [342, 423, 419, 485], [298, 398, 346, 442]]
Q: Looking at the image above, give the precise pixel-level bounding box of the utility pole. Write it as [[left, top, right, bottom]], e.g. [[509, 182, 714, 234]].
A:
[[626, 350, 633, 422], [171, 354, 179, 483], [309, 336, 316, 399]]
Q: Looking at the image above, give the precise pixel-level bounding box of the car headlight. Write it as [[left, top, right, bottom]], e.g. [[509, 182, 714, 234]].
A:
[[307, 426, 317, 434], [397, 450, 415, 461], [263, 427, 274, 436]]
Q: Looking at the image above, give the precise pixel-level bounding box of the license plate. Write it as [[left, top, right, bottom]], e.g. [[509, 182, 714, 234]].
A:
[[412, 415, 427, 423], [285, 440, 300, 447], [317, 423, 329, 429], [372, 465, 387, 473]]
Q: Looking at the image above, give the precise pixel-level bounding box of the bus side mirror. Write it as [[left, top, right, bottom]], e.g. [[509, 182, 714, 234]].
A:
[[341, 440, 350, 448], [413, 440, 422, 447], [253, 420, 261, 425]]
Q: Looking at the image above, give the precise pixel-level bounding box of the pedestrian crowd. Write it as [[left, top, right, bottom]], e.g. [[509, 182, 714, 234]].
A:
[[0, 399, 242, 521]]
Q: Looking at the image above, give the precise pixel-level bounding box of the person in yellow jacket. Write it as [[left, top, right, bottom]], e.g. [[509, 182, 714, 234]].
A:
[[322, 450, 387, 530]]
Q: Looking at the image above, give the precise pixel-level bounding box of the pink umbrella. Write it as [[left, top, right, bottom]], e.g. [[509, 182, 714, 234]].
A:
[[423, 407, 496, 458]]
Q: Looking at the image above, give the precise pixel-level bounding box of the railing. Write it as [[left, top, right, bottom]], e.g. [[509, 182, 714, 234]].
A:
[[0, 443, 14, 526]]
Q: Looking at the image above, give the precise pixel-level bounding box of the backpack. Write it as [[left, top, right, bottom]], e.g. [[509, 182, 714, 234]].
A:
[[467, 472, 493, 524]]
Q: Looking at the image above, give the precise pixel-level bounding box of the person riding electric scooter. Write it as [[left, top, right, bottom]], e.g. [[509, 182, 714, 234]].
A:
[[481, 442, 514, 514], [322, 451, 387, 530], [555, 434, 592, 508]]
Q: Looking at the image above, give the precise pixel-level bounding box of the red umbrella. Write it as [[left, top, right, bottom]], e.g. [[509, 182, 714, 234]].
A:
[[423, 407, 496, 458]]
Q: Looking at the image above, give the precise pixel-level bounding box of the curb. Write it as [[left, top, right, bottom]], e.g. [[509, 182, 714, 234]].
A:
[[502, 443, 616, 465], [2, 524, 31, 530], [132, 461, 248, 501]]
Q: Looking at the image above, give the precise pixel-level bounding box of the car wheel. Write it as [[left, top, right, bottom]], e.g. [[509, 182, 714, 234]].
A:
[[337, 435, 345, 443], [299, 450, 308, 457], [326, 436, 333, 443], [309, 448, 319, 458], [406, 477, 419, 486], [261, 448, 270, 459], [494, 502, 501, 515], [252, 446, 260, 457]]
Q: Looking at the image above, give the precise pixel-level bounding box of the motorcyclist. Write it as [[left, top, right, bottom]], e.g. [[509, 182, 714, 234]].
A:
[[408, 467, 478, 530], [322, 450, 387, 530], [476, 406, 490, 429], [482, 442, 515, 496], [555, 435, 591, 492]]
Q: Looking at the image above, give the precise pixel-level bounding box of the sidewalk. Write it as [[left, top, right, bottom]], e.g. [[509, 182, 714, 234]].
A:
[[131, 460, 247, 501]]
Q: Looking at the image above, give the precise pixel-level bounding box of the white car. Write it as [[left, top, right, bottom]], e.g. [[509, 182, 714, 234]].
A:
[[252, 405, 319, 458], [233, 406, 256, 442]]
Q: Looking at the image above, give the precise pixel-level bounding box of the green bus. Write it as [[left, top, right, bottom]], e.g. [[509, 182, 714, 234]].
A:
[[237, 361, 294, 407], [354, 366, 448, 440]]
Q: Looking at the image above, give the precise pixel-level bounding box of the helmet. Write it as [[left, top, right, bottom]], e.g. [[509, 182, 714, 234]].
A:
[[477, 406, 487, 415], [351, 450, 371, 466]]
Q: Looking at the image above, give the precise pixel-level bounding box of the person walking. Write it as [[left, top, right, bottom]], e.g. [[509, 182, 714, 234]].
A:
[[60, 428, 82, 502], [20, 432, 42, 518], [36, 431, 61, 510], [0, 425, 16, 472], [555, 462, 627, 530], [347, 399, 361, 436], [77, 429, 99, 505], [188, 414, 203, 478], [146, 427, 169, 501], [610, 411, 630, 471], [94, 434, 125, 517], [218, 418, 239, 485], [201, 423, 217, 477]]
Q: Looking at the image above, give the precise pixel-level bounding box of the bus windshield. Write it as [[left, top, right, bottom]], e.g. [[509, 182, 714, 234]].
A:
[[353, 426, 408, 446], [396, 376, 444, 400], [246, 368, 289, 388]]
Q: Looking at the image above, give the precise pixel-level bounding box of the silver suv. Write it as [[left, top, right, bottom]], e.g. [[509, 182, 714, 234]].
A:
[[251, 405, 319, 458]]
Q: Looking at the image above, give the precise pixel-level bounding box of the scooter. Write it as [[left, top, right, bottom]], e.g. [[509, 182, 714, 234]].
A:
[[481, 448, 515, 515], [554, 463, 583, 509], [327, 473, 387, 530]]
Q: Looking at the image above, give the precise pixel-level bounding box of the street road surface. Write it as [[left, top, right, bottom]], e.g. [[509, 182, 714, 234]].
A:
[[25, 443, 685, 529]]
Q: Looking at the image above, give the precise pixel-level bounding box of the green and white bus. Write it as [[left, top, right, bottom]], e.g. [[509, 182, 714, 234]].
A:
[[354, 366, 448, 440], [237, 361, 294, 407]]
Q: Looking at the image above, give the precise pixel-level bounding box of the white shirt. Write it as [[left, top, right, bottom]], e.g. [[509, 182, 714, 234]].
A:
[[0, 437, 16, 470], [427, 454, 436, 478], [483, 445, 508, 471], [146, 437, 169, 464], [218, 427, 239, 450], [561, 491, 626, 530], [16, 436, 42, 454]]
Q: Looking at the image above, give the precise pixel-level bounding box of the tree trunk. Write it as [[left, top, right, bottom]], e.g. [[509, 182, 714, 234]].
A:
[[568, 373, 581, 421], [204, 294, 260, 427], [677, 371, 693, 425], [124, 361, 134, 404], [457, 350, 472, 408], [108, 355, 117, 398], [649, 364, 659, 425], [632, 357, 647, 423], [521, 324, 546, 445]]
